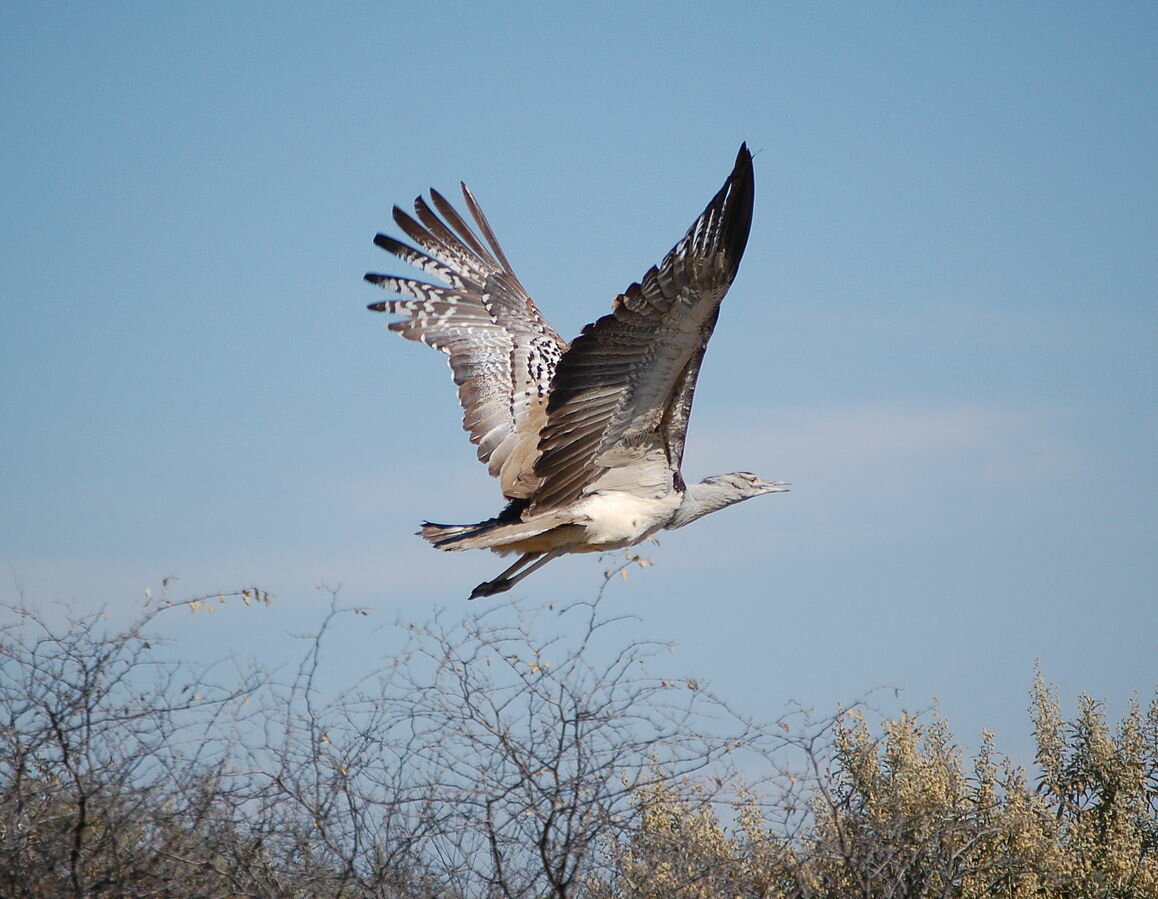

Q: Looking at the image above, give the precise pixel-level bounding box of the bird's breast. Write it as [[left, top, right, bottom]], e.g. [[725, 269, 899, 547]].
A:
[[574, 491, 682, 549]]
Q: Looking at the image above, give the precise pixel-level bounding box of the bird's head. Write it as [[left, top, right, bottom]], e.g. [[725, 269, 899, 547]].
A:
[[702, 472, 790, 497]]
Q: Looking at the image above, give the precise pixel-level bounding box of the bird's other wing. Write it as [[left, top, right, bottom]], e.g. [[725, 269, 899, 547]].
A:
[[366, 184, 568, 500], [532, 144, 755, 510]]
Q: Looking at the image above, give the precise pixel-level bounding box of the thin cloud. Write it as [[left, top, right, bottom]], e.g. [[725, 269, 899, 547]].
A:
[[688, 402, 1078, 487]]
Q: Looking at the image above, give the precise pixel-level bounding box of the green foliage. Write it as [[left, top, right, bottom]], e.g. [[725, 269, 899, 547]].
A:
[[601, 678, 1158, 898], [1031, 671, 1158, 895]]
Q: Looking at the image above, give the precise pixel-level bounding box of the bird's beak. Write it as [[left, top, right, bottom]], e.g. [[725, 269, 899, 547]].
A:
[[757, 479, 791, 494]]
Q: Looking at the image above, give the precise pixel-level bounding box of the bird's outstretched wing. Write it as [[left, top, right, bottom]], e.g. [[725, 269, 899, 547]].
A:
[[532, 144, 755, 510], [366, 185, 567, 500]]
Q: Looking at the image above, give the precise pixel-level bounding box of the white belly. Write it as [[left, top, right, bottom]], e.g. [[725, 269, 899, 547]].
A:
[[574, 491, 681, 549]]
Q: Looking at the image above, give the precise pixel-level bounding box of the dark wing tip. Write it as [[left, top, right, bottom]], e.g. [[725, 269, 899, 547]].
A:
[[366, 286, 391, 310], [721, 144, 755, 278], [727, 141, 755, 203], [364, 272, 393, 308]]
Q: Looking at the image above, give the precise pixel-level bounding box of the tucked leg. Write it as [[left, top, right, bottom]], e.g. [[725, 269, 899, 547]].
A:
[[469, 549, 564, 599]]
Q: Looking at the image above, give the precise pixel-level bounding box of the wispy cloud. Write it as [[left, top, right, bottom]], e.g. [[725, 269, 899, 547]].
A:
[[687, 401, 1078, 488]]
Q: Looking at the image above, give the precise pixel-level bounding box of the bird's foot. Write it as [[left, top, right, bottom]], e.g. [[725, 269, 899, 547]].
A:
[[469, 578, 513, 600]]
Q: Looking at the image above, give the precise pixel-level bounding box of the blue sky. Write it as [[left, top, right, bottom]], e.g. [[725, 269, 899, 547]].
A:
[[3, 2, 1155, 763]]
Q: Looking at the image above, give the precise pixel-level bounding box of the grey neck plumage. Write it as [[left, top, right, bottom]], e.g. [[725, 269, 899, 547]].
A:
[[666, 477, 755, 530]]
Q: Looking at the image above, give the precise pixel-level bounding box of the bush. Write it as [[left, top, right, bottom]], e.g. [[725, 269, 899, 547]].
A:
[[0, 577, 779, 897], [600, 680, 1158, 898]]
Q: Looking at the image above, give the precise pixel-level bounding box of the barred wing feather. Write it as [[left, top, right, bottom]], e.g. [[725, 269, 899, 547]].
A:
[[365, 186, 566, 500]]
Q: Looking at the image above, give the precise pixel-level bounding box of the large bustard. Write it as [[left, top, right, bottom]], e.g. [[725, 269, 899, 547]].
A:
[[366, 144, 787, 598]]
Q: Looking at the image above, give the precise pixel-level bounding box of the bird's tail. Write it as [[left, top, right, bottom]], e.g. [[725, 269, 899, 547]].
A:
[[420, 508, 576, 552], [419, 520, 496, 549]]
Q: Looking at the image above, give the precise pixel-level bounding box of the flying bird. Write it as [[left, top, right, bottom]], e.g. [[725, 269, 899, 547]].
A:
[[366, 144, 787, 598]]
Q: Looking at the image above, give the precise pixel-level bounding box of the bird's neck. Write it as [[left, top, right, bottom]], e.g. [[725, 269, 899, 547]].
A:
[[666, 479, 744, 530]]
